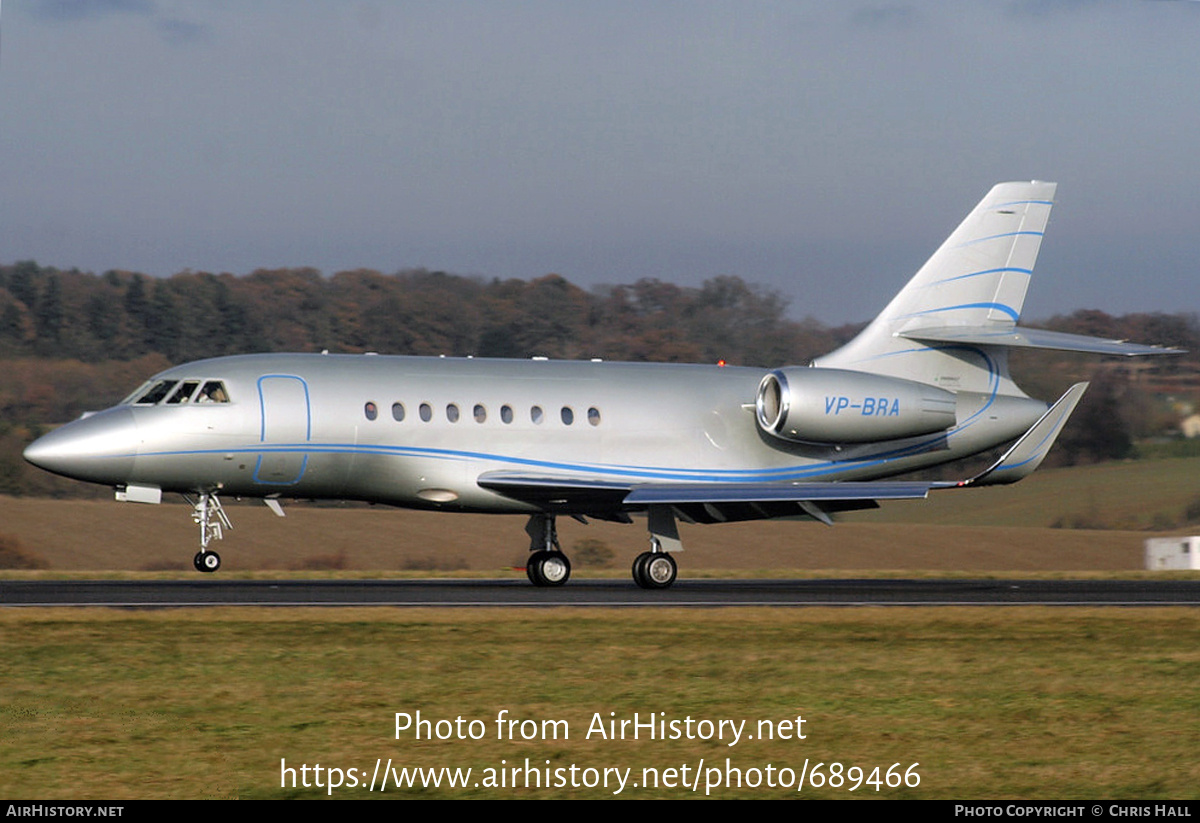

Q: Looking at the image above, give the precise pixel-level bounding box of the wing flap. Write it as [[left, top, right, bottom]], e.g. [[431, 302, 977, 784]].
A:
[[622, 481, 931, 504], [478, 470, 932, 523]]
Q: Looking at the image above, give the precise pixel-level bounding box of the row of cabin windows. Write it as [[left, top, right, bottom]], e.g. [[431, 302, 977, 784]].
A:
[[364, 401, 601, 427]]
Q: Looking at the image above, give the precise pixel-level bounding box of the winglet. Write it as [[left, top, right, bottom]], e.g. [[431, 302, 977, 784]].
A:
[[953, 382, 1089, 487]]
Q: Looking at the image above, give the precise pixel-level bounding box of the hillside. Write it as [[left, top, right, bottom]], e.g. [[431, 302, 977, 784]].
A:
[[3, 458, 1198, 574]]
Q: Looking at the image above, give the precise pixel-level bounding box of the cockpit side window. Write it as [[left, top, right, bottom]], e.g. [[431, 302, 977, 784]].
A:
[[196, 381, 230, 403], [166, 381, 201, 404]]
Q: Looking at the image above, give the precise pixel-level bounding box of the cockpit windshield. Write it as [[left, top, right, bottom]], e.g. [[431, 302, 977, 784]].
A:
[[126, 379, 231, 406], [129, 380, 175, 405]]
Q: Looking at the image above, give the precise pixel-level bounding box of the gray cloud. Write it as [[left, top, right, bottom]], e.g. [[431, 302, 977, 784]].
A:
[[30, 0, 156, 22], [848, 5, 923, 29], [3, 2, 1198, 323], [28, 0, 210, 45], [154, 16, 209, 45]]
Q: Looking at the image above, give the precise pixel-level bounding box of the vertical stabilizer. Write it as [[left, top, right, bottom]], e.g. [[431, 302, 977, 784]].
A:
[[816, 181, 1057, 395]]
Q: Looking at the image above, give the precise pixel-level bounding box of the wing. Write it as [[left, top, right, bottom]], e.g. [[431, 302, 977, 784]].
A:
[[476, 472, 932, 525]]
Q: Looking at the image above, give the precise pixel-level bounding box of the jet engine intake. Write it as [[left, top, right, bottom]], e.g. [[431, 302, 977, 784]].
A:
[[755, 367, 957, 444]]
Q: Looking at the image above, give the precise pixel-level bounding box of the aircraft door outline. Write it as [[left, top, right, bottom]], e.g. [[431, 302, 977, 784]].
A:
[[254, 374, 311, 485]]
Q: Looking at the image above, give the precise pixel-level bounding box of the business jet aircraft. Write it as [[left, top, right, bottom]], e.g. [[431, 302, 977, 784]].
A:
[[23, 181, 1177, 587]]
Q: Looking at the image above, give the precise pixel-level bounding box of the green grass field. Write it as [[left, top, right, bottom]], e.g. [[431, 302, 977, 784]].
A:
[[2, 457, 1198, 799], [2, 607, 1198, 799], [848, 456, 1200, 531]]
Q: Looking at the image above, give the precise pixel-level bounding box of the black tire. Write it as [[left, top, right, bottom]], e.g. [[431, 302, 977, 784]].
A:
[[195, 550, 221, 573], [631, 551, 654, 588], [526, 550, 546, 584], [527, 550, 570, 586]]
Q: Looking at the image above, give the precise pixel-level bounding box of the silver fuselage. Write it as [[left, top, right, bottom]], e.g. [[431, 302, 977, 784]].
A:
[[25, 352, 1047, 514]]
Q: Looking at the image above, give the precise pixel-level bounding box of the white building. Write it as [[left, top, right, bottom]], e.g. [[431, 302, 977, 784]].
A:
[[1145, 537, 1200, 570]]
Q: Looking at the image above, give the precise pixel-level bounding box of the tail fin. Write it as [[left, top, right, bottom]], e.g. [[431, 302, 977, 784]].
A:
[[816, 181, 1057, 395]]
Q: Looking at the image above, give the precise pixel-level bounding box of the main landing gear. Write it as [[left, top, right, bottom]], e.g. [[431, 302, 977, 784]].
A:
[[184, 491, 232, 574], [523, 505, 682, 589], [631, 504, 681, 590], [631, 543, 677, 590], [525, 514, 571, 586]]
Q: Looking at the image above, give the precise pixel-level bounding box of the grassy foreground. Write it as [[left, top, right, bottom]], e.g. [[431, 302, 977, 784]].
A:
[[2, 607, 1197, 799]]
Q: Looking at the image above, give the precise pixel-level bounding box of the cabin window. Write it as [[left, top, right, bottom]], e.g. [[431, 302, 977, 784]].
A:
[[561, 406, 574, 425], [166, 381, 200, 404], [364, 402, 378, 421], [392, 402, 405, 422], [196, 381, 230, 403], [446, 403, 460, 423], [419, 403, 432, 422], [588, 407, 601, 426], [473, 404, 487, 423], [501, 405, 514, 424], [531, 405, 544, 425]]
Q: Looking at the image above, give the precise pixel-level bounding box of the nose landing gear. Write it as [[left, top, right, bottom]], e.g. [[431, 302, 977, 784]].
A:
[[185, 491, 232, 574]]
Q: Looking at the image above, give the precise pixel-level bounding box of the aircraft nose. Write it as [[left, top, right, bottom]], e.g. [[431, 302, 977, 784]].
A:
[[23, 407, 139, 484]]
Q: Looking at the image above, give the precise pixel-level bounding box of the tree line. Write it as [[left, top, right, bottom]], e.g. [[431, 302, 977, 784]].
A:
[[0, 261, 849, 367], [1, 260, 1197, 496]]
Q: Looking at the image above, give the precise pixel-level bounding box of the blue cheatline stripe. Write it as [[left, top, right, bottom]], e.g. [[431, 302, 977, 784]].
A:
[[991, 199, 1054, 208], [851, 343, 1002, 432], [990, 406, 1073, 474], [131, 431, 962, 485], [897, 302, 1021, 323], [933, 266, 1033, 285], [955, 230, 1043, 248]]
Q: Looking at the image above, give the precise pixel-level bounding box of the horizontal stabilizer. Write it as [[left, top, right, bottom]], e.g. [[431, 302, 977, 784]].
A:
[[900, 325, 1183, 357], [949, 382, 1089, 487]]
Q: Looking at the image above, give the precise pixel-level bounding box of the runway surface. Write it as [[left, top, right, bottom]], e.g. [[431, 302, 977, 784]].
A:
[[3, 578, 1200, 607]]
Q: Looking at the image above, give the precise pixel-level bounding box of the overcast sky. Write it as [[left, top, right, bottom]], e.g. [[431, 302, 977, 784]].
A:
[[1, 0, 1197, 323]]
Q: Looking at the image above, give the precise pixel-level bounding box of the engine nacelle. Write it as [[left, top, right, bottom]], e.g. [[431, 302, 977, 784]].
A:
[[755, 367, 957, 444]]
